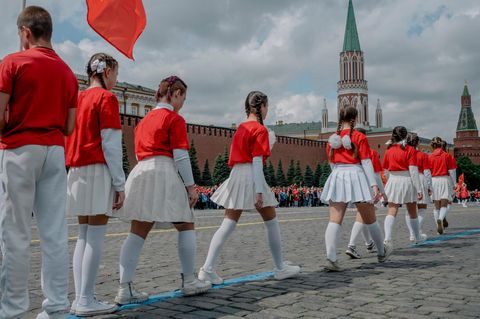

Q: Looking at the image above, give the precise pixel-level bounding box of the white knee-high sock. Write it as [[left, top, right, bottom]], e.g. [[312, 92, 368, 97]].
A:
[[361, 222, 373, 245], [79, 225, 107, 305], [348, 221, 363, 247], [73, 224, 88, 301], [119, 233, 145, 284], [178, 230, 196, 282], [202, 218, 237, 272], [439, 207, 448, 220], [384, 215, 396, 241], [264, 218, 284, 270], [418, 208, 426, 229], [325, 222, 342, 262], [366, 222, 385, 255], [405, 214, 414, 237], [446, 204, 451, 218], [409, 218, 422, 241], [433, 208, 439, 221]]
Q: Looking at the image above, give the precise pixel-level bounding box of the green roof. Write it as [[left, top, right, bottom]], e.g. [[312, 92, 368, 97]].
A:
[[463, 84, 470, 97], [457, 106, 478, 131], [342, 0, 361, 52], [267, 122, 322, 135]]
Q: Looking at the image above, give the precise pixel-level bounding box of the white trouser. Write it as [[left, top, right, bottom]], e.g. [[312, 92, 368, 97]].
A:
[[0, 145, 69, 318]]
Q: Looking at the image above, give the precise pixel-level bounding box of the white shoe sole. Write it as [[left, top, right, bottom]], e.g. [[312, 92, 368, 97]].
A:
[[198, 270, 223, 285], [181, 285, 211, 296], [114, 294, 149, 305], [274, 267, 301, 280], [75, 306, 117, 317]]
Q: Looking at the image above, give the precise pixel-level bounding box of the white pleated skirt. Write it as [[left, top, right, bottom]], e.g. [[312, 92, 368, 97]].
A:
[[417, 173, 432, 204], [431, 176, 452, 201], [384, 171, 416, 204], [211, 163, 278, 210], [114, 156, 194, 225], [67, 164, 115, 216], [320, 164, 373, 204]]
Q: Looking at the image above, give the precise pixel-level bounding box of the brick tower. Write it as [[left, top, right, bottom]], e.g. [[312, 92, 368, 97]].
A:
[[453, 82, 480, 164], [337, 0, 369, 127]]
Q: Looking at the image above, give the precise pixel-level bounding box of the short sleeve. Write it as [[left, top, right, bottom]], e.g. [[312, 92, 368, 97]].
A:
[[169, 115, 189, 150], [423, 153, 431, 170], [0, 57, 15, 95], [382, 152, 389, 170], [69, 78, 79, 109], [356, 134, 371, 160], [407, 146, 417, 166], [99, 93, 121, 130], [448, 154, 457, 169], [251, 126, 271, 158]]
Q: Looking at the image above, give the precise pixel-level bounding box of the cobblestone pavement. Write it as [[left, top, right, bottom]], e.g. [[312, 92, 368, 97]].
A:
[[20, 205, 480, 318]]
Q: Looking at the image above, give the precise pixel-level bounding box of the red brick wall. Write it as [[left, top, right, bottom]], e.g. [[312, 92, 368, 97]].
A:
[[454, 131, 480, 164], [121, 115, 328, 174]]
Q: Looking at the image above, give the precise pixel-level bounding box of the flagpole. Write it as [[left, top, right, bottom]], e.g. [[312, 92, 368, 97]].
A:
[[19, 0, 26, 51]]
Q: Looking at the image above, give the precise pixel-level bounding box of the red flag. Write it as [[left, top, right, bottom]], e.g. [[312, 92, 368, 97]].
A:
[[86, 0, 147, 60]]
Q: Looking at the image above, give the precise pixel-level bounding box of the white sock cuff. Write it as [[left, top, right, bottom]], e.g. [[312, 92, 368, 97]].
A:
[[78, 224, 88, 239], [127, 232, 145, 245], [264, 217, 279, 226]]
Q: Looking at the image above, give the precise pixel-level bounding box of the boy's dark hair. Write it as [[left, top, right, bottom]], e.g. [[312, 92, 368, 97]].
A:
[[17, 6, 52, 41]]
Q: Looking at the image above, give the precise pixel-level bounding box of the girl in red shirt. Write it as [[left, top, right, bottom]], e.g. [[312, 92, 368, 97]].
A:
[[321, 106, 391, 271], [429, 137, 456, 234], [404, 133, 431, 242], [441, 140, 457, 228], [199, 91, 300, 284], [114, 76, 211, 303], [345, 128, 386, 259], [66, 53, 125, 316], [460, 184, 469, 207], [382, 126, 425, 245]]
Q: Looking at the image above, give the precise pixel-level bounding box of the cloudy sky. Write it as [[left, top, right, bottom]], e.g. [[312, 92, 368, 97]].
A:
[[1, 0, 479, 142]]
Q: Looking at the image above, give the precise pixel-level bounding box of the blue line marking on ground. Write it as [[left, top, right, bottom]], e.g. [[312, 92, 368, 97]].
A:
[[67, 271, 274, 318], [411, 228, 480, 247]]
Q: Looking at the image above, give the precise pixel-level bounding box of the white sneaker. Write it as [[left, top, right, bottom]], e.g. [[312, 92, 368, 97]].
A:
[[274, 262, 301, 280], [181, 276, 212, 296], [378, 240, 393, 263], [36, 311, 67, 319], [324, 259, 342, 272], [409, 235, 415, 242], [115, 282, 149, 305], [75, 298, 117, 317], [414, 233, 428, 244], [198, 267, 224, 285], [69, 299, 77, 314]]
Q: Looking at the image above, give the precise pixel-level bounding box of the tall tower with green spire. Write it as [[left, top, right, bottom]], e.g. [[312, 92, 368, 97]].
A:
[[337, 0, 369, 127], [454, 82, 480, 164]]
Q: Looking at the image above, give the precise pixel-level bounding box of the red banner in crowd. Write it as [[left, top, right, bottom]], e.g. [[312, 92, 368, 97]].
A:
[[86, 0, 147, 60]]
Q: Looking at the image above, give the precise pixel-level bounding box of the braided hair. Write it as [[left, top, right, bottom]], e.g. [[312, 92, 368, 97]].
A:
[[430, 136, 443, 150], [387, 126, 407, 149], [406, 132, 419, 148], [329, 105, 358, 160], [245, 91, 268, 125], [86, 53, 118, 90], [155, 75, 187, 103]]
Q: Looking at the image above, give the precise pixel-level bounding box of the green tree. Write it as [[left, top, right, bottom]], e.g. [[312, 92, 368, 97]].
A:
[[122, 134, 130, 178], [212, 148, 230, 185], [276, 160, 287, 187], [304, 165, 314, 187], [319, 161, 331, 187], [189, 141, 202, 185], [313, 163, 322, 187], [266, 161, 276, 186], [456, 156, 480, 189], [293, 160, 303, 185], [286, 160, 295, 185], [201, 159, 213, 186]]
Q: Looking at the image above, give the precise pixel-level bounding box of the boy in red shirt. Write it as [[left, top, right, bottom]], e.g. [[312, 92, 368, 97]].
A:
[[0, 6, 78, 319]]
